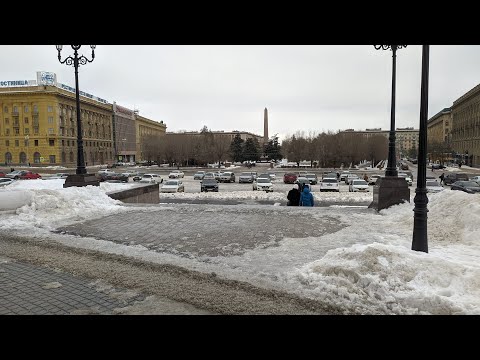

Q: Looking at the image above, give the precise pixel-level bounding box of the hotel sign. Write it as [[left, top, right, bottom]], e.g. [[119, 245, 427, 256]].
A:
[[0, 79, 36, 87]]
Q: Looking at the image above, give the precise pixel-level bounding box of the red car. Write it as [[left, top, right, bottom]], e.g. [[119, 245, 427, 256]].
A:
[[19, 171, 42, 180], [0, 172, 6, 177], [283, 172, 298, 184]]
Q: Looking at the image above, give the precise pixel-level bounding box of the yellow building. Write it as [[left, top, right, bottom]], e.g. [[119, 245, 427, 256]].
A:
[[339, 127, 419, 155], [451, 83, 480, 167], [0, 81, 113, 167], [1, 72, 167, 167], [427, 108, 452, 144], [136, 114, 167, 162]]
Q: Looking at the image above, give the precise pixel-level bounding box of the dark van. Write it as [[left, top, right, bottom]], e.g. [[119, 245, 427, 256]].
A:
[[444, 173, 469, 185]]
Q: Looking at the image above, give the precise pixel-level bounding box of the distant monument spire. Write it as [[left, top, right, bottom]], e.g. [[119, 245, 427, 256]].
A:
[[264, 107, 269, 144]]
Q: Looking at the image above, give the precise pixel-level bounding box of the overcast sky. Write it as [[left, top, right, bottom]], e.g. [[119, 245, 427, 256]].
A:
[[1, 45, 480, 141]]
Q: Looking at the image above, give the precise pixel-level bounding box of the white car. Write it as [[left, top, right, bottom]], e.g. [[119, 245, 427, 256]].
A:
[[253, 177, 273, 192], [161, 179, 185, 193], [97, 169, 115, 175], [46, 173, 70, 179], [139, 173, 163, 184], [268, 173, 276, 181], [319, 177, 339, 192], [398, 173, 413, 186], [345, 173, 359, 184], [349, 179, 369, 192], [0, 178, 15, 187], [470, 175, 480, 185], [426, 180, 445, 193], [168, 170, 184, 179], [368, 174, 381, 185]]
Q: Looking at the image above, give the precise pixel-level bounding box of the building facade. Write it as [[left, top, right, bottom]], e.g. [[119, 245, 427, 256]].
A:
[[0, 83, 113, 167], [451, 83, 480, 167], [0, 72, 167, 167], [427, 108, 452, 145], [112, 102, 137, 163], [339, 127, 419, 156], [136, 115, 167, 162], [166, 130, 263, 144]]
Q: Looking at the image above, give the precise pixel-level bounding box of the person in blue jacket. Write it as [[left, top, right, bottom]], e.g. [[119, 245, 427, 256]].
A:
[[299, 184, 314, 207]]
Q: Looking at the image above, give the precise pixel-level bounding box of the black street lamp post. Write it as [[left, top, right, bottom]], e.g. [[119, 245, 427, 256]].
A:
[[369, 45, 410, 211], [412, 45, 430, 253], [57, 45, 99, 188]]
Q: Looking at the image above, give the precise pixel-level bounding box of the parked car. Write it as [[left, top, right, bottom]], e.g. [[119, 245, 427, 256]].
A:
[[46, 173, 70, 179], [5, 170, 25, 179], [345, 173, 359, 185], [213, 172, 222, 181], [398, 173, 413, 186], [0, 172, 6, 177], [19, 171, 42, 180], [139, 173, 163, 184], [470, 175, 480, 185], [105, 173, 129, 182], [400, 163, 409, 170], [203, 172, 216, 180], [432, 163, 446, 170], [368, 174, 381, 185], [168, 170, 184, 179], [219, 171, 235, 183], [283, 172, 298, 184], [267, 172, 276, 181], [193, 171, 205, 180], [97, 169, 115, 175], [305, 173, 318, 185], [132, 173, 145, 182], [239, 172, 254, 183], [444, 173, 469, 185], [450, 181, 480, 194], [253, 177, 273, 192], [0, 178, 15, 186], [161, 179, 185, 193], [294, 177, 311, 190], [426, 180, 445, 193], [349, 179, 370, 192], [340, 172, 350, 181], [200, 178, 219, 192], [319, 177, 339, 192]]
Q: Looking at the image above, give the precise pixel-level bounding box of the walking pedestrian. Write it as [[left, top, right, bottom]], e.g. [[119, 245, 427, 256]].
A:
[[287, 184, 301, 206], [439, 172, 445, 185], [299, 184, 314, 207]]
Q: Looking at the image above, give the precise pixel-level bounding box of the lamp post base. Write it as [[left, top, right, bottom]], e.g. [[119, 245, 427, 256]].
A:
[[368, 177, 410, 211], [63, 174, 100, 188]]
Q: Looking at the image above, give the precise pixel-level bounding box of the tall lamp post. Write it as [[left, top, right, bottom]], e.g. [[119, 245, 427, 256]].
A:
[[369, 45, 410, 211], [56, 45, 99, 188], [412, 45, 430, 253]]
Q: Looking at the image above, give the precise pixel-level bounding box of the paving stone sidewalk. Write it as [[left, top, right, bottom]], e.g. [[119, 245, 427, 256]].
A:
[[0, 255, 145, 315]]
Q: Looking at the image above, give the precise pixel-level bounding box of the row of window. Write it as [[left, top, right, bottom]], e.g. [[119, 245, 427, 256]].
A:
[[3, 139, 52, 147], [4, 151, 114, 165], [2, 105, 52, 113], [4, 152, 55, 164]]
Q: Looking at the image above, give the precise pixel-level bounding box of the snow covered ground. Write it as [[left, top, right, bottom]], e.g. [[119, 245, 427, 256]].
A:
[[1, 179, 479, 314]]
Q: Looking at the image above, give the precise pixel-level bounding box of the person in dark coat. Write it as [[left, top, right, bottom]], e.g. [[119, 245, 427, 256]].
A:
[[299, 185, 314, 207], [439, 172, 445, 185], [287, 184, 301, 206]]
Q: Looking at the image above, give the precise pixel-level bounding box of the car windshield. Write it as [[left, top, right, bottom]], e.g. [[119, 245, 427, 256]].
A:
[[322, 178, 337, 183], [164, 181, 178, 185], [257, 178, 270, 183], [195, 172, 204, 175], [353, 180, 368, 185], [202, 179, 217, 184], [306, 174, 316, 178], [240, 173, 252, 176], [142, 175, 152, 178]]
